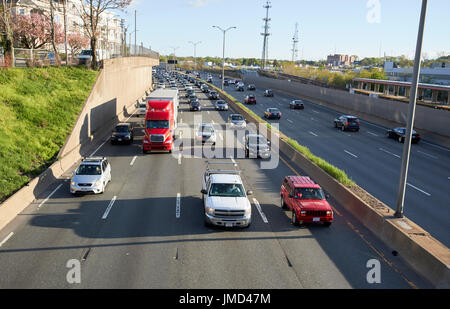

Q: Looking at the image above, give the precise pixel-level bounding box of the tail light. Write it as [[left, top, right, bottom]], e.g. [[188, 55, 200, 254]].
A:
[[346, 123, 350, 126], [358, 122, 360, 126]]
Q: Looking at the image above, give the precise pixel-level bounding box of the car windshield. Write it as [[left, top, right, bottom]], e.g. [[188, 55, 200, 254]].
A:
[[217, 101, 226, 105], [80, 50, 92, 56], [348, 118, 359, 123], [76, 164, 101, 176], [139, 104, 146, 109], [209, 183, 246, 197], [200, 126, 214, 133], [146, 120, 170, 129], [294, 188, 325, 200], [268, 109, 279, 113], [115, 126, 129, 133], [231, 115, 243, 121]]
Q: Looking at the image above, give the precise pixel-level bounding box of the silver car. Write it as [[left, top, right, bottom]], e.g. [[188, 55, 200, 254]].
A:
[[70, 157, 112, 195], [228, 114, 247, 129], [196, 123, 216, 145]]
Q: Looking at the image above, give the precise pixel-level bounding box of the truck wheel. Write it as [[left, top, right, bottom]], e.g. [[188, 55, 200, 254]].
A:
[[292, 210, 299, 226], [281, 197, 287, 209]]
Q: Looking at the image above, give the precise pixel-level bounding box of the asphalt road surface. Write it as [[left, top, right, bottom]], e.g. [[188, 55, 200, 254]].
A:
[[0, 76, 433, 288], [205, 72, 450, 249]]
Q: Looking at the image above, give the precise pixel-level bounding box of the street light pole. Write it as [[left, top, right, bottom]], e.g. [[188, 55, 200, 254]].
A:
[[213, 26, 237, 90], [395, 0, 428, 218], [189, 41, 201, 71]]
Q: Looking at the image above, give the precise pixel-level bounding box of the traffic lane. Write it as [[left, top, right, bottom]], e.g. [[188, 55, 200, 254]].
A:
[[0, 115, 149, 288], [220, 85, 450, 245], [195, 95, 424, 288]]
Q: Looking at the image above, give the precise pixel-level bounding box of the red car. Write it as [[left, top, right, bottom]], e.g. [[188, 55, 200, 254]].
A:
[[244, 95, 257, 104], [280, 176, 333, 227]]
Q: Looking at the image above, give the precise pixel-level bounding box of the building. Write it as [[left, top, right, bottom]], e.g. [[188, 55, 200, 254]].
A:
[[327, 54, 355, 67], [384, 61, 450, 85], [11, 0, 124, 59]]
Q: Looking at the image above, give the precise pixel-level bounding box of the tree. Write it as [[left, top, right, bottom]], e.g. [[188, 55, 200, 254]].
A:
[[77, 0, 132, 69], [0, 0, 15, 67], [14, 13, 64, 50], [67, 33, 89, 57]]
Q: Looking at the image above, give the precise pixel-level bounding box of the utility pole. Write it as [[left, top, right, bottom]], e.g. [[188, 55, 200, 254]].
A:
[[291, 22, 299, 63], [261, 0, 271, 70], [189, 41, 202, 71], [213, 26, 237, 90], [395, 0, 428, 218], [134, 10, 137, 56], [62, 0, 68, 65]]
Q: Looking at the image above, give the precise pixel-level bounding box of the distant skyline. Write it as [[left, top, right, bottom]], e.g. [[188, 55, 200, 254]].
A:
[[118, 0, 450, 61]]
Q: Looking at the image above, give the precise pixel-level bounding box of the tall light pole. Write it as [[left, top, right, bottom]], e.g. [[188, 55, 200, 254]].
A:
[[189, 41, 202, 71], [395, 0, 428, 218], [213, 25, 237, 90]]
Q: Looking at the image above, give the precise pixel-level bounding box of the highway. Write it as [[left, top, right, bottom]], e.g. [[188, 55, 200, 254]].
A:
[[205, 72, 450, 249], [0, 76, 432, 289]]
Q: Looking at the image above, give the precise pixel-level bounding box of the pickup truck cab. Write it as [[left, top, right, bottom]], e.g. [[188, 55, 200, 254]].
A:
[[201, 162, 253, 228], [280, 176, 333, 227]]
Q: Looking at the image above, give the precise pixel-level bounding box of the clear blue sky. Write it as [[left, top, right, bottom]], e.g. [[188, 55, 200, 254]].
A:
[[118, 0, 450, 61]]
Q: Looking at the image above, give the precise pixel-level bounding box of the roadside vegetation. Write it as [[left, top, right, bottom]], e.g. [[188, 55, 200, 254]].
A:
[[0, 66, 98, 202], [205, 80, 356, 187]]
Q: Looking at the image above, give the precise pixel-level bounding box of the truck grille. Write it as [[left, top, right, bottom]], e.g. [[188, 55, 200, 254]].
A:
[[78, 183, 92, 187], [150, 135, 165, 143], [214, 209, 246, 217], [306, 210, 327, 217]]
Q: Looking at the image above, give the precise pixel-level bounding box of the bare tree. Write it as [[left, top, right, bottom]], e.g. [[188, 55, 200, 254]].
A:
[[48, 0, 62, 66], [78, 0, 131, 69], [0, 0, 16, 67]]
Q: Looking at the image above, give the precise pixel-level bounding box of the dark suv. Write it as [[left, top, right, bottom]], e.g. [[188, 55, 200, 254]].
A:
[[264, 89, 274, 97], [334, 115, 360, 132], [111, 123, 134, 145], [209, 91, 219, 100]]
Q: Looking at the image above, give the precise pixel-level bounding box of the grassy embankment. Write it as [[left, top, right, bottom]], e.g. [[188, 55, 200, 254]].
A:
[[0, 67, 98, 202], [205, 80, 356, 187]]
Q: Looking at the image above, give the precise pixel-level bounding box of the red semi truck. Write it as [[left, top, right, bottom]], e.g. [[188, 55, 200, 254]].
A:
[[142, 90, 179, 153]]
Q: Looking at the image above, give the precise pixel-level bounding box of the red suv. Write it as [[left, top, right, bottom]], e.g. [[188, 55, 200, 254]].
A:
[[280, 176, 333, 227]]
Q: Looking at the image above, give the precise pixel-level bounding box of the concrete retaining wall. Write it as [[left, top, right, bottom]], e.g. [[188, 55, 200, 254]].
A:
[[211, 81, 450, 288], [243, 74, 450, 139], [0, 56, 159, 234], [59, 56, 158, 158]]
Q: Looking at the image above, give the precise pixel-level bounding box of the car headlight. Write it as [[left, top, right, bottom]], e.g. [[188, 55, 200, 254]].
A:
[[71, 181, 76, 186], [94, 180, 102, 187], [206, 207, 215, 215], [326, 211, 333, 217], [245, 207, 251, 216]]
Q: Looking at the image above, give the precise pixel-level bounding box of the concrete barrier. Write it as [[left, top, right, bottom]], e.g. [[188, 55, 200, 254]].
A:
[[210, 81, 450, 288], [243, 74, 450, 143], [0, 56, 159, 233]]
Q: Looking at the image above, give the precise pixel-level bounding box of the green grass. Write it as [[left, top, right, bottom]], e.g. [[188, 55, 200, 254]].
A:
[[0, 66, 98, 202], [204, 79, 355, 188]]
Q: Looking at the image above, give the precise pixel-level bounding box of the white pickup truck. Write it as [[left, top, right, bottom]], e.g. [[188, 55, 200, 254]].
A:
[[201, 162, 253, 228]]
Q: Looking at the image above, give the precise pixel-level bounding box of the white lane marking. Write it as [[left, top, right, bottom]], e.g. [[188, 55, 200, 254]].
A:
[[253, 198, 268, 224], [207, 111, 210, 114], [38, 184, 63, 209], [312, 110, 320, 114], [407, 183, 431, 197], [360, 121, 386, 130], [417, 150, 438, 159], [421, 141, 450, 152], [367, 131, 378, 137], [102, 196, 117, 220], [310, 117, 317, 122], [379, 148, 401, 159], [287, 119, 293, 124], [90, 139, 108, 157], [130, 156, 138, 166], [176, 193, 181, 219], [309, 131, 318, 137], [0, 232, 14, 248], [344, 150, 358, 158], [218, 133, 223, 141], [230, 157, 236, 164], [180, 118, 183, 124], [178, 153, 182, 165], [211, 120, 215, 124]]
